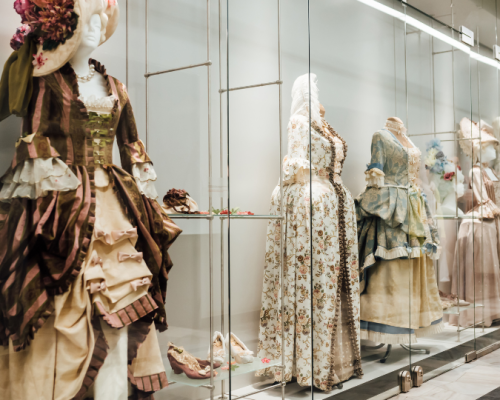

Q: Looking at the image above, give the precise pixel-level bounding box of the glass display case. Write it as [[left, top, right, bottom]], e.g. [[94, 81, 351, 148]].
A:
[[1, 0, 500, 399]]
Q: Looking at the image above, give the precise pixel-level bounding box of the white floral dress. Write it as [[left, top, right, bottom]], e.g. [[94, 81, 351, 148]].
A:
[[257, 115, 363, 390]]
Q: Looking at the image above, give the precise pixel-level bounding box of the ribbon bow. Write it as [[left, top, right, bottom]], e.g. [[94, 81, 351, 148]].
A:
[[94, 227, 138, 245], [111, 228, 138, 242], [117, 252, 143, 263], [88, 281, 107, 294], [131, 277, 151, 291], [403, 242, 413, 255], [90, 250, 103, 266]]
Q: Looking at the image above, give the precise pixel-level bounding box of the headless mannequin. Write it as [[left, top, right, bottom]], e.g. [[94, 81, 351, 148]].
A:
[[71, 14, 129, 400], [385, 117, 414, 149]]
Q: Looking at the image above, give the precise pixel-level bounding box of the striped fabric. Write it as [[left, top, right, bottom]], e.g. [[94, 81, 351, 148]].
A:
[[0, 60, 182, 397]]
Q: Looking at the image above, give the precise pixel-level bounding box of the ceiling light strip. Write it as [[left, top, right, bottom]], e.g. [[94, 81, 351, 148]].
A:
[[357, 0, 500, 69]]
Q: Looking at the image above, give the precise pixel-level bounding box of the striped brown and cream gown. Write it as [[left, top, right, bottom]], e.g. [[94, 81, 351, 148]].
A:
[[0, 60, 181, 399]]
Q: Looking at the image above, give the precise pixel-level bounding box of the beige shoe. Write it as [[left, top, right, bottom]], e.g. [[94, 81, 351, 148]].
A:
[[226, 333, 253, 364], [207, 331, 226, 364]]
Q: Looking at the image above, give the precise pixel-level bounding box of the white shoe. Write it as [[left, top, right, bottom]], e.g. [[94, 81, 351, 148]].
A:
[[225, 333, 253, 364], [208, 331, 226, 364]]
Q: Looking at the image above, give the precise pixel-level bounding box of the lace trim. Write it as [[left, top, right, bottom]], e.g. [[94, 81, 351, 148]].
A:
[[78, 94, 117, 115], [384, 119, 407, 135], [415, 321, 444, 338], [0, 158, 80, 201], [168, 346, 204, 373], [365, 168, 385, 187], [360, 329, 416, 345], [313, 119, 363, 386], [132, 162, 158, 200]]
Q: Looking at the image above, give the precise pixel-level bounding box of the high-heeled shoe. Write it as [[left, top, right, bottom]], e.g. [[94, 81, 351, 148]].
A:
[[225, 333, 254, 364], [167, 343, 220, 379], [207, 331, 226, 364]]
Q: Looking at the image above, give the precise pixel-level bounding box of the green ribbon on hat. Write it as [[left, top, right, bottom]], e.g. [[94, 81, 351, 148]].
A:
[[0, 37, 36, 122]]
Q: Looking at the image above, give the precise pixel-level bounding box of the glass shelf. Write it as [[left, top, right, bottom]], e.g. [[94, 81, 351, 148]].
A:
[[165, 357, 280, 388], [443, 303, 484, 315], [167, 214, 283, 220], [434, 215, 476, 220]]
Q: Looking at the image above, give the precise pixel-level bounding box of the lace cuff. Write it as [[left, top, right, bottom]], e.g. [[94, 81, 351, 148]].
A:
[[283, 157, 315, 184], [132, 162, 158, 200], [365, 168, 385, 187], [0, 158, 80, 201]]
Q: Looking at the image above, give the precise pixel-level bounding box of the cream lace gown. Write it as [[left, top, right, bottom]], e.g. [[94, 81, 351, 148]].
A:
[[257, 115, 362, 390]]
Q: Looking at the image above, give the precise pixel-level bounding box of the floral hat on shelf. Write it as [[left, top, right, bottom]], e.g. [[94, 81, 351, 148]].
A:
[[425, 139, 464, 185], [12, 0, 119, 76], [458, 117, 499, 163]]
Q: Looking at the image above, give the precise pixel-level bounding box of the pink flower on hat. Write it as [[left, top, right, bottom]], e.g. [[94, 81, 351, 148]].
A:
[[10, 24, 31, 51], [107, 0, 117, 6], [13, 0, 31, 15], [32, 0, 49, 7], [32, 52, 48, 69]]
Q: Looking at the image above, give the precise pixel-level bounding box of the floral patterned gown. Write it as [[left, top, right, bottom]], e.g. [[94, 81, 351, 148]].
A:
[[257, 115, 363, 390]]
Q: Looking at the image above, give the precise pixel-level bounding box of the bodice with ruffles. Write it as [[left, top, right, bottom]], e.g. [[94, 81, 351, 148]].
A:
[[355, 129, 440, 271], [283, 115, 345, 186]]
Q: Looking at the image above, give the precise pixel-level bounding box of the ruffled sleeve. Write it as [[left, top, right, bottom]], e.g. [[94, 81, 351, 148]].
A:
[[0, 133, 80, 201], [115, 84, 152, 174], [132, 162, 158, 200], [283, 116, 314, 184], [364, 131, 386, 187]]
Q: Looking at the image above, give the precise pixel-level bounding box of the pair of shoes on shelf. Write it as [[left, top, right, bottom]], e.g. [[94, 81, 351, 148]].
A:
[[208, 332, 254, 365], [167, 342, 221, 379]]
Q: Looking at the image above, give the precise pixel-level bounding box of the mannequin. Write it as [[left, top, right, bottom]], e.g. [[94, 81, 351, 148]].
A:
[[357, 117, 443, 344], [451, 118, 500, 327], [0, 1, 181, 398], [440, 186, 465, 215], [481, 145, 498, 182], [69, 14, 129, 400], [70, 14, 108, 99]]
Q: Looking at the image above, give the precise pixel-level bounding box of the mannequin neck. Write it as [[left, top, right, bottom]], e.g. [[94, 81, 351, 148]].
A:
[[441, 192, 464, 216], [70, 48, 95, 77]]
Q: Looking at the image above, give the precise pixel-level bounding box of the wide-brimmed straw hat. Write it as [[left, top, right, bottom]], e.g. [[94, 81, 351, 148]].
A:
[[458, 117, 499, 162], [12, 0, 119, 77]]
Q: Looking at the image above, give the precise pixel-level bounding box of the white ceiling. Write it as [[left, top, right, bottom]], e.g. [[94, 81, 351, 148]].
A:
[[408, 0, 499, 48]]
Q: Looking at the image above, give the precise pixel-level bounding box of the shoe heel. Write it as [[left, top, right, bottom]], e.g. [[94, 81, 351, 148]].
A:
[[171, 364, 184, 374]]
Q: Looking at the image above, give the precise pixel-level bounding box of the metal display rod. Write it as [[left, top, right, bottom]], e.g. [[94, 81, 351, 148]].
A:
[[138, 0, 286, 399], [219, 0, 285, 399], [143, 0, 215, 397]]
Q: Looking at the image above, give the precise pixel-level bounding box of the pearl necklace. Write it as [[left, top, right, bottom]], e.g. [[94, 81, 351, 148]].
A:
[[76, 64, 96, 83]]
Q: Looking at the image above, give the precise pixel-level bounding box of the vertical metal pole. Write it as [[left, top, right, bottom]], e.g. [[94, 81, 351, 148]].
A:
[[226, 0, 232, 396], [450, 0, 461, 342], [402, 2, 412, 362], [476, 27, 485, 335], [126, 0, 129, 88], [277, 1, 285, 398], [307, 2, 314, 398], [218, 0, 226, 398], [145, 0, 149, 151], [207, 0, 214, 398]]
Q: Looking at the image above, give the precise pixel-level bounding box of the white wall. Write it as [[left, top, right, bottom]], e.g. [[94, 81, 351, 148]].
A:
[[0, 1, 498, 399]]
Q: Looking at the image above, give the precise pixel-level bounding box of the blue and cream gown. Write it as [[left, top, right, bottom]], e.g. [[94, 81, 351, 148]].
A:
[[355, 129, 443, 344]]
